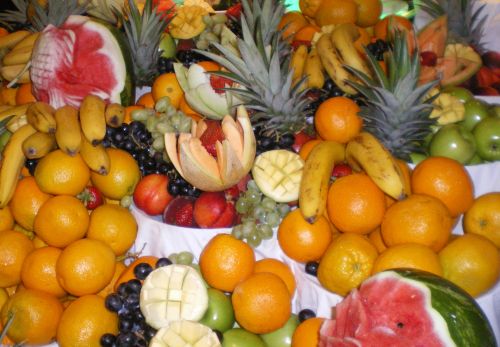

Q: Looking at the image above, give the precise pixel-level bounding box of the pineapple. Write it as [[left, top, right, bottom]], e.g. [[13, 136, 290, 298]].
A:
[[28, 0, 89, 31], [121, 0, 171, 87], [0, 0, 29, 30], [196, 0, 311, 136], [417, 0, 487, 52], [346, 32, 439, 161]]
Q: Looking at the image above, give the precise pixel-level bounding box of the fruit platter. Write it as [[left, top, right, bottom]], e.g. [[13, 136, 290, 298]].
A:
[[0, 0, 500, 346]]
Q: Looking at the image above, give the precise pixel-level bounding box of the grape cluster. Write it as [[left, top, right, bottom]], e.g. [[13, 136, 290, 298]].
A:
[[366, 39, 390, 61], [176, 50, 207, 67], [24, 158, 38, 175], [167, 176, 201, 198], [196, 14, 229, 51], [167, 251, 195, 265], [231, 180, 290, 248], [101, 257, 173, 347], [254, 128, 295, 155], [158, 57, 175, 74]]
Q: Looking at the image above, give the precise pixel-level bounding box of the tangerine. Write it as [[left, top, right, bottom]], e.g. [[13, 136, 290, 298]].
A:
[[114, 256, 159, 291], [136, 92, 155, 108], [15, 83, 36, 105], [374, 15, 413, 40], [411, 156, 474, 217], [368, 227, 387, 253], [179, 94, 203, 121], [291, 317, 325, 347], [124, 105, 143, 124], [299, 0, 323, 18], [97, 261, 126, 298], [293, 24, 321, 42], [0, 231, 34, 288], [315, 0, 358, 27], [298, 139, 322, 160], [354, 0, 382, 27], [277, 11, 309, 42], [314, 96, 362, 143], [232, 272, 291, 334], [197, 61, 220, 72], [278, 209, 333, 263], [0, 206, 14, 233], [254, 258, 296, 296], [151, 72, 183, 108], [199, 234, 255, 293], [463, 192, 500, 247]]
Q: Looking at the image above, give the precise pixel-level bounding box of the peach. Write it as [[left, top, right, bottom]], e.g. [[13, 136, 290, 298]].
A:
[[193, 192, 236, 228]]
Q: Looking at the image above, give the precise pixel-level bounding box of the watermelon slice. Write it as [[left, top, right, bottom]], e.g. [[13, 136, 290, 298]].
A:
[[319, 269, 497, 347], [30, 15, 133, 109]]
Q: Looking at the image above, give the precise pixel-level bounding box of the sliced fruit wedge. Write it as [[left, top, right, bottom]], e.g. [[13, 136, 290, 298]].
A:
[[150, 320, 221, 347], [252, 149, 305, 203], [140, 264, 209, 330], [168, 6, 208, 40], [430, 92, 465, 125]]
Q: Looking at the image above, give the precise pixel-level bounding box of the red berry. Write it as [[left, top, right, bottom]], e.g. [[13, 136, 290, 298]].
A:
[[332, 163, 353, 179], [420, 51, 438, 67]]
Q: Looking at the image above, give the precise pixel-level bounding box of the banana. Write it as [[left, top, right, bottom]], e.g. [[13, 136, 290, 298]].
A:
[[0, 64, 30, 83], [79, 94, 106, 145], [316, 33, 357, 95], [304, 47, 325, 89], [0, 104, 30, 122], [22, 131, 56, 159], [0, 124, 37, 208], [80, 135, 110, 175], [290, 44, 308, 85], [299, 141, 346, 224], [2, 46, 33, 66], [345, 132, 409, 200], [0, 31, 31, 50], [11, 32, 40, 51], [54, 105, 82, 156], [6, 114, 28, 132], [330, 23, 372, 78], [26, 102, 57, 134], [104, 103, 125, 128], [150, 321, 221, 347]]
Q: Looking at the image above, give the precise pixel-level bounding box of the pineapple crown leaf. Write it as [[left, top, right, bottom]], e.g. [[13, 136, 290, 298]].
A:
[[0, 0, 28, 29], [30, 0, 90, 31]]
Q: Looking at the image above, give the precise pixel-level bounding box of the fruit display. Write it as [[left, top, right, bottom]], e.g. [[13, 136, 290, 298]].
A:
[[0, 0, 500, 346]]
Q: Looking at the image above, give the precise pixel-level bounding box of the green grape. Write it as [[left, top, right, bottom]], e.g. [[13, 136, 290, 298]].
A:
[[152, 137, 165, 151], [242, 220, 255, 238], [168, 253, 178, 264], [177, 251, 194, 265], [245, 190, 261, 204], [205, 32, 218, 43], [265, 211, 281, 228], [170, 113, 182, 129], [247, 180, 259, 192], [120, 195, 133, 208], [277, 204, 291, 217], [178, 120, 192, 134], [252, 205, 266, 221], [156, 121, 174, 134], [154, 96, 171, 113], [166, 106, 176, 118], [231, 225, 244, 240], [146, 116, 159, 132], [256, 223, 274, 240], [246, 233, 262, 248], [235, 198, 249, 214], [261, 197, 277, 211], [202, 14, 214, 26], [131, 108, 154, 122], [212, 13, 227, 24], [196, 39, 209, 50]]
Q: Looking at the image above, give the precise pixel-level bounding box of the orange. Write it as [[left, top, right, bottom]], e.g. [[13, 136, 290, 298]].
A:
[[299, 0, 323, 18], [9, 176, 52, 231], [136, 92, 155, 108], [315, 0, 358, 27], [124, 105, 143, 124], [354, 27, 371, 55], [354, 0, 382, 27], [291, 317, 325, 347], [179, 95, 203, 121], [97, 261, 126, 298], [374, 15, 413, 40], [151, 72, 183, 108], [0, 87, 18, 106], [0, 231, 34, 288], [56, 238, 116, 296], [278, 11, 309, 42], [411, 156, 474, 217], [199, 234, 255, 293], [114, 256, 159, 291], [86, 204, 138, 256], [298, 139, 322, 160], [0, 322, 15, 345], [317, 232, 378, 296], [439, 234, 500, 297], [90, 148, 140, 200], [57, 295, 118, 347], [0, 288, 7, 310], [293, 24, 321, 42], [396, 158, 412, 195], [1, 289, 63, 345], [372, 243, 443, 276], [34, 150, 90, 195], [463, 192, 500, 247], [277, 209, 333, 263], [232, 272, 291, 334], [32, 235, 48, 248], [382, 194, 453, 252], [327, 173, 386, 234], [368, 227, 387, 253], [0, 27, 8, 37], [33, 195, 89, 248], [15, 83, 36, 105], [314, 96, 362, 143], [21, 246, 67, 298], [197, 60, 220, 72], [254, 258, 296, 296], [0, 206, 14, 233]]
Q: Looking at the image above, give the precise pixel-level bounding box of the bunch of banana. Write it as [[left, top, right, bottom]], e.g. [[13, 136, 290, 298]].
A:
[[54, 105, 82, 156], [26, 102, 57, 134], [80, 94, 107, 145], [0, 103, 32, 132], [22, 131, 56, 159], [0, 31, 40, 84], [316, 23, 372, 95], [289, 44, 326, 90]]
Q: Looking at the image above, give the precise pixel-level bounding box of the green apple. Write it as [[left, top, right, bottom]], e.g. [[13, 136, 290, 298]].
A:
[[159, 32, 176, 58], [441, 86, 474, 103], [429, 123, 476, 164], [472, 116, 500, 161], [260, 314, 299, 347], [467, 154, 483, 165], [460, 99, 491, 132], [199, 288, 235, 333], [489, 105, 500, 118], [222, 328, 267, 347], [409, 152, 427, 165]]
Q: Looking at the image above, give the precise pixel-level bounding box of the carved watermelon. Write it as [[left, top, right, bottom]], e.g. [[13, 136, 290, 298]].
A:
[[319, 269, 497, 347], [30, 15, 134, 108]]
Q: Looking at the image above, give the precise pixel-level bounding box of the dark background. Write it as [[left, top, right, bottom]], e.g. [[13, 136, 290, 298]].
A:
[[0, 1, 16, 12]]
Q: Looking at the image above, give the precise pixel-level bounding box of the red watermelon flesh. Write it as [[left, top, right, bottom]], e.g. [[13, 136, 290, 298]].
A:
[[320, 272, 456, 347], [31, 15, 127, 109]]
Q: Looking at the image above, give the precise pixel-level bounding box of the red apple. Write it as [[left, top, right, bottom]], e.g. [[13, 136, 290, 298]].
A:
[[133, 174, 173, 215], [193, 192, 236, 228]]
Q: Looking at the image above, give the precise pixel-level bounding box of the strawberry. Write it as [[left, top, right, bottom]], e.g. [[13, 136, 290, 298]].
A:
[[332, 163, 353, 179], [175, 202, 196, 227], [291, 40, 312, 50], [420, 51, 438, 67], [162, 196, 197, 227], [226, 3, 243, 19], [199, 120, 225, 157], [77, 186, 104, 210], [225, 185, 241, 201], [292, 130, 314, 153], [209, 74, 233, 94]]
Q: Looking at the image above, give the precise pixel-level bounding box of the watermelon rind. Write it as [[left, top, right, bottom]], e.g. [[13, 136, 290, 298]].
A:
[[382, 269, 497, 347]]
